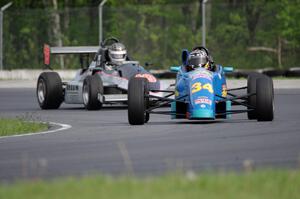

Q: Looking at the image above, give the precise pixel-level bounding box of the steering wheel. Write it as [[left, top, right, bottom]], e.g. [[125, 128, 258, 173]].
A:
[[101, 37, 119, 47]]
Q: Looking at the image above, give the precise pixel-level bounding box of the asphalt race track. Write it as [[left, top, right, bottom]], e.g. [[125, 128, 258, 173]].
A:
[[0, 88, 300, 181]]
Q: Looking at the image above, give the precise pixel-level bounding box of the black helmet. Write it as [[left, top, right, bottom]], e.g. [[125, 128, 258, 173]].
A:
[[187, 49, 209, 69], [108, 42, 127, 65]]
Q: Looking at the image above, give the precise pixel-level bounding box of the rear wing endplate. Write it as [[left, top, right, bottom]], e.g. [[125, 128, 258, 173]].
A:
[[43, 44, 99, 67]]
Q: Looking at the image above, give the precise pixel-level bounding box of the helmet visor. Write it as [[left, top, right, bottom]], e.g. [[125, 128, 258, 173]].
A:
[[110, 53, 126, 59], [109, 50, 127, 60], [188, 56, 207, 67]]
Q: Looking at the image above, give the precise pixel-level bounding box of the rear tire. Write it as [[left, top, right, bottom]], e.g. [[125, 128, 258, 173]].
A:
[[128, 78, 149, 125], [83, 75, 103, 110], [256, 77, 274, 121], [247, 72, 264, 119], [36, 72, 63, 109]]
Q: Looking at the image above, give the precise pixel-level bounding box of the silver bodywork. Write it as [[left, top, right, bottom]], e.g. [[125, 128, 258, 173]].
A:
[[64, 70, 86, 104], [45, 44, 169, 106], [64, 68, 129, 104], [48, 46, 135, 105]]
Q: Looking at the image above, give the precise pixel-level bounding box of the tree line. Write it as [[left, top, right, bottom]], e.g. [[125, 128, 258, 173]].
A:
[[1, 0, 299, 70]]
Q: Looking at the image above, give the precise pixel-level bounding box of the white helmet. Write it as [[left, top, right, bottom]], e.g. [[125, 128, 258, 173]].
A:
[[108, 42, 127, 65]]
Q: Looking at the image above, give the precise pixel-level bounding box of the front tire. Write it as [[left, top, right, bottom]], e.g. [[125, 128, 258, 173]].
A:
[[36, 72, 63, 109], [256, 77, 274, 121], [128, 78, 149, 125], [247, 72, 264, 119], [83, 75, 103, 110]]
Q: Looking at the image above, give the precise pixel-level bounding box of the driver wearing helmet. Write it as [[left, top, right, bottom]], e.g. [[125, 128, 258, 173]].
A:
[[107, 42, 127, 67], [186, 48, 213, 72]]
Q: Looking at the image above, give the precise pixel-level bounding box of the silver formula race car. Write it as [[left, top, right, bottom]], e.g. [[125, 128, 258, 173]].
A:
[[37, 37, 162, 110]]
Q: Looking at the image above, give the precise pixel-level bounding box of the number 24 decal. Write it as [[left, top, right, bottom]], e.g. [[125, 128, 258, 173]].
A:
[[191, 82, 213, 94]]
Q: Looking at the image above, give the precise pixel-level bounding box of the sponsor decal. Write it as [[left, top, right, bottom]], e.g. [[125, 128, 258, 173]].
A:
[[190, 71, 212, 80], [67, 85, 79, 91], [191, 82, 213, 94], [135, 73, 157, 83], [222, 84, 227, 97], [194, 96, 212, 106]]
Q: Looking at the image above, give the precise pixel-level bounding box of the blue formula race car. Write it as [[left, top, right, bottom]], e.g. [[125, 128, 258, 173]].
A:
[[127, 46, 274, 125]]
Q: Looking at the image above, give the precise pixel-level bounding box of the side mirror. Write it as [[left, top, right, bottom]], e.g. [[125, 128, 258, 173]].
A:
[[181, 49, 189, 66], [223, 66, 234, 73], [170, 66, 181, 72]]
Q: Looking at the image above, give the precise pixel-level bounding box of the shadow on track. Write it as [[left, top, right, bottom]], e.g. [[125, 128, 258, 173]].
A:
[[101, 118, 260, 127], [144, 119, 258, 126], [59, 105, 128, 111]]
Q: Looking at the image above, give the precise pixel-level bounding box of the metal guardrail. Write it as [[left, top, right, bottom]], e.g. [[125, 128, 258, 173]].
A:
[[0, 68, 299, 80], [153, 68, 300, 79]]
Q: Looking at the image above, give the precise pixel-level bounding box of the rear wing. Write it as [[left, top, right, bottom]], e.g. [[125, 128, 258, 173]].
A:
[[43, 44, 99, 67]]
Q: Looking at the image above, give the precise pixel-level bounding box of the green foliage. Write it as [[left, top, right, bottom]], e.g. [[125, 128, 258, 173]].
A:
[[1, 1, 300, 70], [0, 170, 300, 199], [277, 0, 300, 47]]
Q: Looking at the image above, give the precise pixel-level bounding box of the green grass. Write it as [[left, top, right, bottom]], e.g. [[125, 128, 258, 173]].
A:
[[0, 118, 48, 136], [0, 170, 299, 199]]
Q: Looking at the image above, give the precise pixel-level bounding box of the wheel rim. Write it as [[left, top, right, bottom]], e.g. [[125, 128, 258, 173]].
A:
[[83, 83, 89, 105], [37, 79, 46, 104]]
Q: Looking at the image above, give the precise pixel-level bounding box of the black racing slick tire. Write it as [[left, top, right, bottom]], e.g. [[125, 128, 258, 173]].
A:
[[36, 72, 63, 109], [247, 72, 264, 119], [83, 75, 103, 110], [128, 77, 149, 125], [256, 77, 274, 121]]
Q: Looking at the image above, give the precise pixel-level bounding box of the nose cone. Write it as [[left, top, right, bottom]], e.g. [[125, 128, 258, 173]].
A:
[[187, 69, 215, 120]]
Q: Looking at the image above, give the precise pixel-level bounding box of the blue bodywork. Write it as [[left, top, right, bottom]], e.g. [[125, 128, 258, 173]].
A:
[[171, 50, 231, 120]]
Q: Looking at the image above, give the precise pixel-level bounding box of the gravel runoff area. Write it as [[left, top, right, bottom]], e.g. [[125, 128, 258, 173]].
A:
[[0, 79, 300, 89]]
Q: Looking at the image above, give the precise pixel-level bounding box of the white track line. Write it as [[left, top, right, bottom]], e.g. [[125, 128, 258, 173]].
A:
[[0, 122, 72, 139]]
